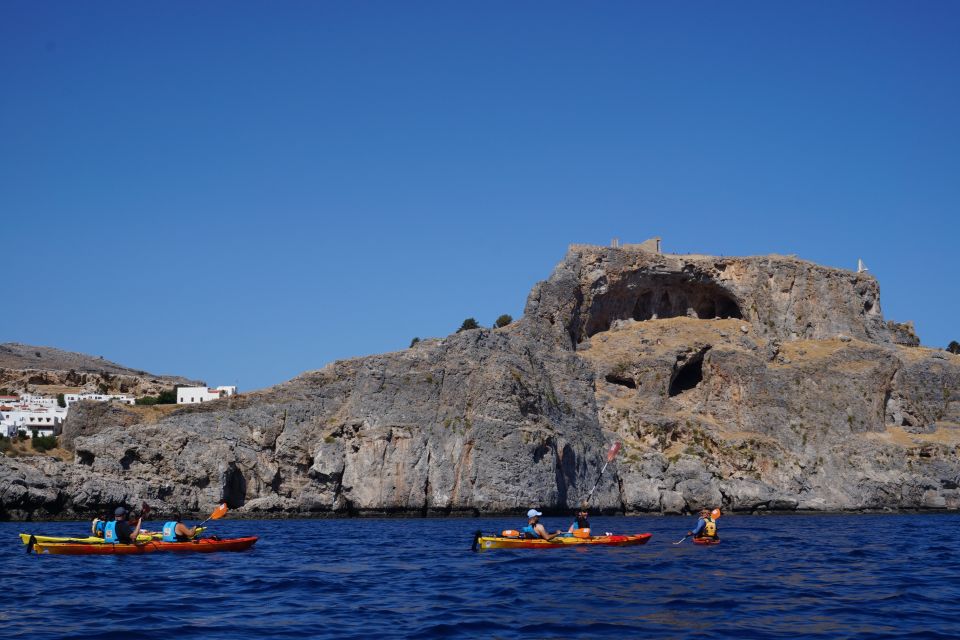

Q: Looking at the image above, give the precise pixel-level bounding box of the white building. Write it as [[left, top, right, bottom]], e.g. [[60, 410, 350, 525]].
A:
[[18, 394, 58, 408], [64, 392, 135, 407], [177, 386, 237, 404], [0, 402, 67, 438], [0, 399, 19, 437]]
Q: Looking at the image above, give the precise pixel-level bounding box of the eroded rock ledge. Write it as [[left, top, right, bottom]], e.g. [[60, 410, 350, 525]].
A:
[[2, 244, 956, 520]]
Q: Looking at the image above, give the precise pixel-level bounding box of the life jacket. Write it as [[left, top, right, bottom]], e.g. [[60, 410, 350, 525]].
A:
[[702, 517, 717, 537], [104, 521, 120, 543], [521, 524, 541, 539], [91, 519, 106, 537], [162, 521, 181, 542]]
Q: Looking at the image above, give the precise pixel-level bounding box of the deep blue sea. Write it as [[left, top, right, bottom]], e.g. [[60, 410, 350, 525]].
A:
[[1, 514, 959, 639]]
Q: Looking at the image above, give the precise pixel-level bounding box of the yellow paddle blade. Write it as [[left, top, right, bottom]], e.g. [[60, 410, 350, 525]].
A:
[[711, 508, 722, 520], [210, 503, 229, 520]]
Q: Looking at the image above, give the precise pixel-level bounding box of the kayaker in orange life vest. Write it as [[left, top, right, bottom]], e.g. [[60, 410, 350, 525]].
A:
[[568, 507, 590, 533], [688, 508, 719, 541], [521, 508, 563, 540]]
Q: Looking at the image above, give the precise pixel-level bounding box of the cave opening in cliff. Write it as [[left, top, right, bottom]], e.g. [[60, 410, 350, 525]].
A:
[[632, 285, 742, 323], [669, 351, 706, 397], [582, 275, 742, 339], [220, 463, 248, 508], [605, 373, 637, 389]]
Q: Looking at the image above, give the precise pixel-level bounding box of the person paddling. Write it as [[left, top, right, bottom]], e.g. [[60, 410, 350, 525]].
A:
[[104, 506, 143, 544], [687, 508, 719, 542], [568, 506, 591, 534], [162, 512, 197, 542], [91, 513, 108, 538], [521, 508, 563, 541]]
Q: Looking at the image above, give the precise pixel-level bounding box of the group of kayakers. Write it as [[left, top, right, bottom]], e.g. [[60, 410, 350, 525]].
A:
[[90, 507, 197, 544], [521, 505, 720, 542]]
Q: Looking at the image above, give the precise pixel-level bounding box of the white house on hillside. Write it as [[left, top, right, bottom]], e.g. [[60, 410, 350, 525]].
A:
[[0, 401, 67, 438], [64, 392, 135, 407], [177, 386, 237, 404], [18, 394, 58, 408]]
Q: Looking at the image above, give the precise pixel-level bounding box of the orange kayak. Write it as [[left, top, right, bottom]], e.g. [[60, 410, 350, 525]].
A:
[[31, 536, 258, 555]]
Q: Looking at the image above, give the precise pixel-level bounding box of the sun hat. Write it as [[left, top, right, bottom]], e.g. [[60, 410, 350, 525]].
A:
[[526, 508, 542, 518]]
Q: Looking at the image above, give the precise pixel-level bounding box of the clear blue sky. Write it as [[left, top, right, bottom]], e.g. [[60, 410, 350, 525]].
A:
[[3, 2, 958, 390]]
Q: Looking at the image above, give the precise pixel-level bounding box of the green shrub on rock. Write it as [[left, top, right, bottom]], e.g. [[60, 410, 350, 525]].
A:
[[31, 434, 58, 453], [457, 318, 480, 332]]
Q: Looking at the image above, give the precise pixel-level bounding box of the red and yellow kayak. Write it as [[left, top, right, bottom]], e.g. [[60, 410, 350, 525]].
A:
[[31, 536, 258, 555], [692, 537, 721, 545], [474, 533, 651, 550], [19, 528, 205, 546]]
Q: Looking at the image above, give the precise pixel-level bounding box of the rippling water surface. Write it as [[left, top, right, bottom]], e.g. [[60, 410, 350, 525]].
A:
[[2, 514, 959, 639]]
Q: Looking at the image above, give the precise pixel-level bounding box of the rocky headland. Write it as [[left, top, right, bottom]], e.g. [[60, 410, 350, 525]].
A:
[[2, 243, 959, 520]]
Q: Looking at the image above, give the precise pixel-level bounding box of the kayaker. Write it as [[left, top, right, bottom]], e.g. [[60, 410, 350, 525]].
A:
[[568, 507, 591, 533], [522, 508, 563, 540], [104, 506, 143, 544], [688, 508, 719, 541], [90, 513, 108, 538], [162, 512, 197, 542]]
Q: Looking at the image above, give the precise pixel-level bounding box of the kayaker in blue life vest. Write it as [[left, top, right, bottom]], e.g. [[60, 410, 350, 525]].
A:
[[522, 508, 563, 540], [568, 507, 591, 534], [161, 513, 197, 542], [90, 513, 108, 538], [104, 506, 143, 544], [688, 508, 719, 541]]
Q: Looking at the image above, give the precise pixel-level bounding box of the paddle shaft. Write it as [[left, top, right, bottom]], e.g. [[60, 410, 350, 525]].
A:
[[584, 459, 611, 506]]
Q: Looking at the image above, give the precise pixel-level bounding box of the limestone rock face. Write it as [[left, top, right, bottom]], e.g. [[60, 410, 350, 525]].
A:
[[523, 246, 917, 347], [25, 329, 620, 519], [1, 245, 957, 520]]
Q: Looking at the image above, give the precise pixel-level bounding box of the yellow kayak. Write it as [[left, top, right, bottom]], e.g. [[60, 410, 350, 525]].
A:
[[473, 532, 652, 550], [20, 528, 205, 546]]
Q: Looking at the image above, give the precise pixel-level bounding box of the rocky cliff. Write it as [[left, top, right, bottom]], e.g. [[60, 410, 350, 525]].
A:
[[2, 245, 958, 520], [0, 343, 201, 397]]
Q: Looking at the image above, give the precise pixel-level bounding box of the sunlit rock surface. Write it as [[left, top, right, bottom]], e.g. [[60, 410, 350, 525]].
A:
[[2, 244, 957, 520]]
